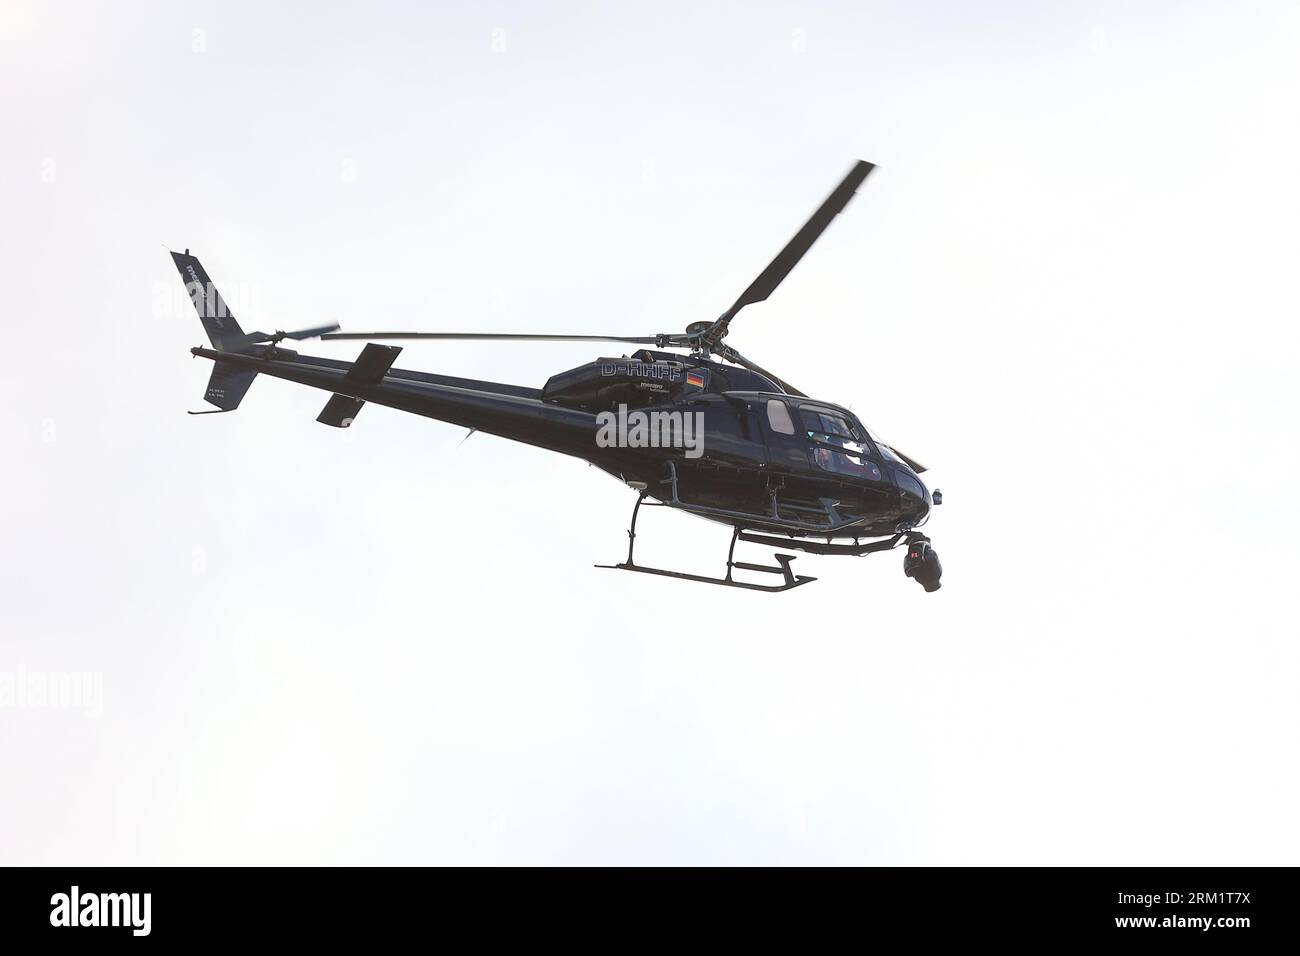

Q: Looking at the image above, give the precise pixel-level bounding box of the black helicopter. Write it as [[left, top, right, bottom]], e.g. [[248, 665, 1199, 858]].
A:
[[175, 160, 942, 593]]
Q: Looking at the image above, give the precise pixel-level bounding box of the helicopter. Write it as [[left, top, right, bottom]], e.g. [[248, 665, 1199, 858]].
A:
[[174, 159, 942, 593]]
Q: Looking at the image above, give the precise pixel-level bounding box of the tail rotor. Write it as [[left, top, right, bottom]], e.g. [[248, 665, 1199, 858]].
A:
[[220, 323, 341, 350]]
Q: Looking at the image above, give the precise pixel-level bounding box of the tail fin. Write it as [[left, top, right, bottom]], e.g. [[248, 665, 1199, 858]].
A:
[[201, 360, 257, 411], [171, 249, 244, 348]]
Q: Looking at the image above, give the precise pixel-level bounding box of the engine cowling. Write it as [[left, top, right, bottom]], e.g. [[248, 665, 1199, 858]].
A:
[[542, 356, 706, 410]]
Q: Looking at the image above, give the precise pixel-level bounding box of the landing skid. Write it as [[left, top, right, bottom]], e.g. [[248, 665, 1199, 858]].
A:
[[596, 494, 817, 593]]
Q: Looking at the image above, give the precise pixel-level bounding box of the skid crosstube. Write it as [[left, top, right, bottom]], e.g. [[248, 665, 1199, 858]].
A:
[[595, 494, 817, 593]]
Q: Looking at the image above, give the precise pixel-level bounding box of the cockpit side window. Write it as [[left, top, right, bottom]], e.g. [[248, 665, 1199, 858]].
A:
[[800, 405, 883, 481], [766, 399, 795, 435], [800, 408, 859, 440]]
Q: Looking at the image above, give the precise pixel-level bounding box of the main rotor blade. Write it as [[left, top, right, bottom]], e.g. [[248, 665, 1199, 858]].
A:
[[883, 445, 927, 475], [321, 331, 664, 345], [703, 160, 875, 347], [715, 344, 806, 397]]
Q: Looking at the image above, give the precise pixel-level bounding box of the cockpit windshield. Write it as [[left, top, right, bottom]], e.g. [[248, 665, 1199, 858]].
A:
[[871, 437, 905, 466], [850, 415, 906, 467]]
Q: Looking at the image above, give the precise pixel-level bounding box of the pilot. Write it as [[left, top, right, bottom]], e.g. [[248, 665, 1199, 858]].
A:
[[812, 443, 835, 472]]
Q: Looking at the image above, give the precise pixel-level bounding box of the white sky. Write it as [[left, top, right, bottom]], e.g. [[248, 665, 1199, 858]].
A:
[[2, 0, 1298, 864]]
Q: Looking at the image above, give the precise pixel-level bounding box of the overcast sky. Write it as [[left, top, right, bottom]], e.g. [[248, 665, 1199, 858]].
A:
[[2, 0, 1298, 864]]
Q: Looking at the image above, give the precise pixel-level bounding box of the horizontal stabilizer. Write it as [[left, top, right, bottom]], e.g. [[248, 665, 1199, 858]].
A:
[[313, 344, 401, 427], [317, 393, 365, 428], [347, 343, 402, 385]]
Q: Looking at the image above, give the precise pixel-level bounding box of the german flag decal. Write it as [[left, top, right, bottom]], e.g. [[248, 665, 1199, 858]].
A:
[[686, 370, 706, 389]]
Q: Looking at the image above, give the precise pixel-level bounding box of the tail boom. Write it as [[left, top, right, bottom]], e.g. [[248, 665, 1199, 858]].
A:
[[189, 346, 596, 455]]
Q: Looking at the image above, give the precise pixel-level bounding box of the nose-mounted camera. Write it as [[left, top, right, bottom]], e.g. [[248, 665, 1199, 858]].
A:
[[903, 535, 942, 592]]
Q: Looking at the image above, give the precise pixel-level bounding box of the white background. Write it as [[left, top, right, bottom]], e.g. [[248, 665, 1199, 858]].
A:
[[2, 1, 1297, 864]]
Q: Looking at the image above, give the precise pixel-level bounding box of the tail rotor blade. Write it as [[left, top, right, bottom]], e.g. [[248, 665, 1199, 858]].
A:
[[283, 322, 341, 340], [220, 322, 342, 349], [219, 331, 273, 348]]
